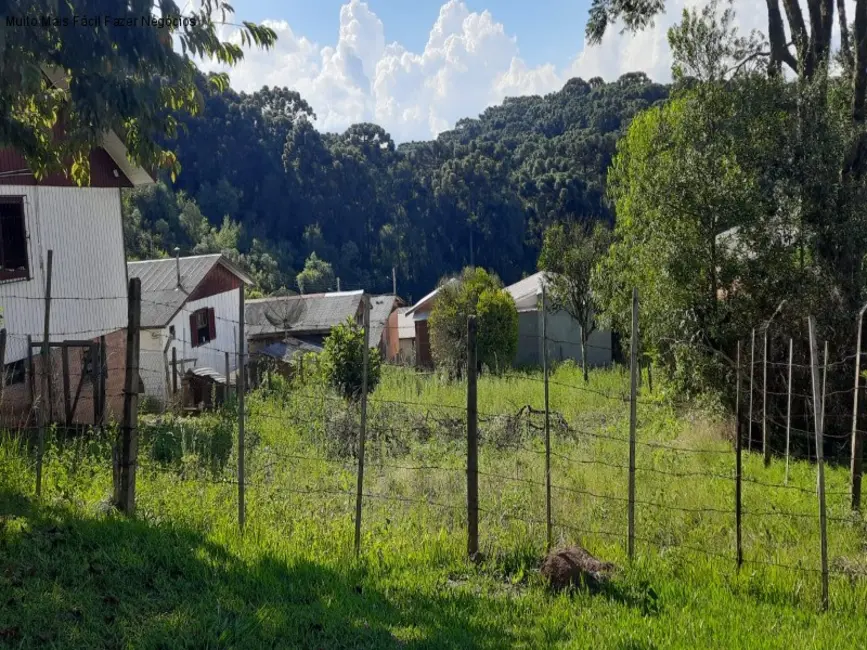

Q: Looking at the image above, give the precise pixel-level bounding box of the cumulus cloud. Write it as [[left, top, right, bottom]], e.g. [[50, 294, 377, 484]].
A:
[[197, 0, 817, 142]]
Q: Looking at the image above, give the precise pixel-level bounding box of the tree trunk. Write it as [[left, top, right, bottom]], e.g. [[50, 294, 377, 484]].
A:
[[581, 329, 589, 383]]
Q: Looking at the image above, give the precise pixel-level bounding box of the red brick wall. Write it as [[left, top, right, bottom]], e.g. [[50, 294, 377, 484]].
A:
[[0, 328, 128, 429]]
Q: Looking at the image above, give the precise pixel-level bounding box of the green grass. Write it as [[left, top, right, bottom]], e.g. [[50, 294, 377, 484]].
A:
[[1, 364, 866, 649]]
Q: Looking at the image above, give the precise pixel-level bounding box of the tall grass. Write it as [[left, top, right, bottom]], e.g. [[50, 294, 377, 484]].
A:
[[1, 364, 865, 648]]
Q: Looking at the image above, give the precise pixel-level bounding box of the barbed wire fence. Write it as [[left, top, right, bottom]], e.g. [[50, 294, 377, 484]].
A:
[[2, 268, 867, 611]]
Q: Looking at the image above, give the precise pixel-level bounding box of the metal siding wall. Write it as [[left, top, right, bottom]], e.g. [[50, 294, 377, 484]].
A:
[[165, 288, 241, 380], [0, 185, 127, 363]]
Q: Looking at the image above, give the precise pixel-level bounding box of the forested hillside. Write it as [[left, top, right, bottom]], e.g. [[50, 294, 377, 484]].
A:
[[122, 72, 668, 298]]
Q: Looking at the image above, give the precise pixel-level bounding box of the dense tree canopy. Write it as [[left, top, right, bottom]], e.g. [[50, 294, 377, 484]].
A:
[[0, 1, 276, 182], [123, 72, 668, 300]]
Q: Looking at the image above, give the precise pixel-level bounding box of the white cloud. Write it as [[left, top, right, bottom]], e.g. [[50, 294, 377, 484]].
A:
[[197, 0, 817, 142]]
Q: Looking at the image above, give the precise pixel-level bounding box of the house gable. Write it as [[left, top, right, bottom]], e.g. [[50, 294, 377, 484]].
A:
[[189, 263, 245, 303], [0, 146, 135, 188]]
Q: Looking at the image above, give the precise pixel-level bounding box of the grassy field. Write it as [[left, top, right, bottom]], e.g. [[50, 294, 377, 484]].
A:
[[1, 363, 866, 649]]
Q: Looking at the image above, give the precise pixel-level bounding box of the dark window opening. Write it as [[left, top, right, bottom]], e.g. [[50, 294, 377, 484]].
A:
[[0, 198, 29, 283], [190, 307, 216, 347], [4, 359, 26, 386], [169, 325, 176, 338]]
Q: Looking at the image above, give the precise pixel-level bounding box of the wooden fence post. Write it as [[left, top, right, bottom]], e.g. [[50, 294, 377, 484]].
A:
[[99, 336, 107, 427], [785, 338, 793, 485], [353, 294, 371, 556], [171, 347, 178, 396], [26, 335, 34, 408], [35, 249, 53, 498], [542, 286, 552, 551], [225, 351, 231, 400], [851, 306, 867, 510], [749, 328, 755, 452], [735, 340, 743, 570], [238, 284, 246, 531], [628, 288, 638, 560], [807, 316, 830, 611], [763, 328, 770, 467], [0, 329, 6, 402], [61, 346, 71, 426], [118, 277, 141, 515], [466, 314, 479, 559]]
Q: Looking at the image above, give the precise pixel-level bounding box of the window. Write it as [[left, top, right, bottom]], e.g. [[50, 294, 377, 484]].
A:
[[0, 198, 29, 282], [3, 360, 26, 386], [190, 307, 216, 347]]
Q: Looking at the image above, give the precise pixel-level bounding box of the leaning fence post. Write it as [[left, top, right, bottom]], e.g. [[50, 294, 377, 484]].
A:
[[628, 288, 638, 560], [466, 314, 479, 559], [762, 328, 770, 467], [225, 351, 231, 400], [851, 306, 867, 510], [735, 340, 743, 570], [785, 338, 793, 485], [0, 329, 6, 401], [353, 294, 371, 556], [542, 286, 552, 551], [238, 284, 247, 531], [118, 277, 141, 514], [749, 328, 755, 453], [35, 249, 53, 498], [807, 316, 830, 611]]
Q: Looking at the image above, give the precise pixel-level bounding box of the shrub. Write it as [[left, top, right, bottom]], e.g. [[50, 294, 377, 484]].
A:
[[477, 288, 518, 374], [429, 267, 518, 376], [321, 317, 382, 400]]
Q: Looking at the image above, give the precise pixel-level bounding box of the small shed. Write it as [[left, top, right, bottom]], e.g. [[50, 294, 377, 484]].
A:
[[182, 366, 227, 412], [250, 337, 323, 384]]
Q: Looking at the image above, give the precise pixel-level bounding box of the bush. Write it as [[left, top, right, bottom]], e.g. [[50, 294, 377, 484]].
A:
[[321, 317, 382, 400], [477, 288, 518, 374], [429, 267, 518, 376]]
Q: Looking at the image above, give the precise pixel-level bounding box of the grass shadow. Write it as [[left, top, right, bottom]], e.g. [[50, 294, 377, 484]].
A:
[[0, 488, 511, 649]]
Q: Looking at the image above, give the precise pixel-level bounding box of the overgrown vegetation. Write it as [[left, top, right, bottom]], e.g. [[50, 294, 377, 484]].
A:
[[321, 318, 382, 400], [2, 366, 866, 648], [428, 267, 518, 376]]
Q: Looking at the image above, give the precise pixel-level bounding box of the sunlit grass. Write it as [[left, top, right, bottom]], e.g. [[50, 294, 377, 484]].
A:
[[1, 364, 866, 648]]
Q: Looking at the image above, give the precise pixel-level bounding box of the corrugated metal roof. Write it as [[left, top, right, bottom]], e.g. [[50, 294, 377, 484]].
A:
[[256, 338, 323, 362], [129, 254, 222, 328], [246, 291, 363, 338], [506, 271, 546, 302], [187, 366, 226, 384], [368, 295, 397, 346], [128, 254, 253, 328]]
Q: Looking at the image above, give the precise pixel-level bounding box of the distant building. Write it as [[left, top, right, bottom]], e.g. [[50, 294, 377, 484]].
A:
[[245, 290, 400, 357], [128, 253, 255, 407], [0, 126, 154, 426], [404, 282, 457, 368], [386, 306, 416, 364], [505, 272, 612, 368]]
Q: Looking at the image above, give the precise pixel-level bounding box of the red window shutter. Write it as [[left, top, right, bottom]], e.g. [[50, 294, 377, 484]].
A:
[[208, 308, 216, 342], [189, 313, 198, 348]]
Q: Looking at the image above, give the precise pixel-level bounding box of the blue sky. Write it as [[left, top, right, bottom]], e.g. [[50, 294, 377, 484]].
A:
[[238, 0, 589, 70], [201, 1, 765, 142]]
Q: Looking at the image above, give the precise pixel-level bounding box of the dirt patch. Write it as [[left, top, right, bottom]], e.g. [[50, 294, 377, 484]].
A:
[[540, 545, 616, 592]]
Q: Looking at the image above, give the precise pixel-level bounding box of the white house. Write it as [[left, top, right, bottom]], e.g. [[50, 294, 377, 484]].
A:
[[505, 272, 613, 368], [127, 253, 254, 406], [0, 132, 154, 426]]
